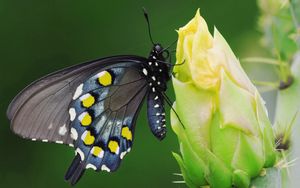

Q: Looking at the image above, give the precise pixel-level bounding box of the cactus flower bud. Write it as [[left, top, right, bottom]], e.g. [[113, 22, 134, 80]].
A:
[[171, 9, 277, 188]]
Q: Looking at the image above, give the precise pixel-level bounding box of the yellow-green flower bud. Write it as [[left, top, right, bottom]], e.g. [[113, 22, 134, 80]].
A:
[[171, 9, 277, 188]]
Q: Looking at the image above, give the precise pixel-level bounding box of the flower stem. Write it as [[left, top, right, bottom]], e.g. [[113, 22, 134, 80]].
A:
[[274, 52, 300, 187]]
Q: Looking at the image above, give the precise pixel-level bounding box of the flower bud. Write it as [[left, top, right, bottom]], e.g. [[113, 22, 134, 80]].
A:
[[171, 9, 277, 188]]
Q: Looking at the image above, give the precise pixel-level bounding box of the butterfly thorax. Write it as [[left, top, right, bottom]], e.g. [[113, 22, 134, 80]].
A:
[[142, 43, 171, 92]]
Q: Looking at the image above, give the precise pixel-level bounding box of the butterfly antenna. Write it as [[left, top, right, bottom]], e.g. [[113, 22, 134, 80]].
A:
[[169, 49, 176, 54], [162, 39, 178, 52], [142, 7, 155, 45], [161, 92, 186, 129]]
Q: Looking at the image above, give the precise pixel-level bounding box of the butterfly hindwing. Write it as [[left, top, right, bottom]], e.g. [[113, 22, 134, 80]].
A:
[[65, 66, 148, 184], [7, 56, 148, 145]]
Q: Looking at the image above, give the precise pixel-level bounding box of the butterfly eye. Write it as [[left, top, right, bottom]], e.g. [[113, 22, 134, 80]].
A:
[[162, 50, 170, 59]]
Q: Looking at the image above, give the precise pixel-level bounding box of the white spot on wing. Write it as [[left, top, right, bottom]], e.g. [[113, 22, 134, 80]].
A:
[[55, 141, 63, 144], [71, 128, 78, 140], [142, 68, 148, 76], [81, 131, 88, 142], [73, 83, 84, 100], [78, 112, 88, 122], [152, 87, 156, 92], [154, 104, 159, 108], [42, 139, 48, 142], [120, 151, 127, 159], [151, 76, 156, 81], [101, 165, 111, 172], [32, 138, 37, 141], [154, 96, 159, 100], [69, 144, 74, 147], [76, 148, 85, 160], [80, 93, 92, 101], [58, 124, 67, 136], [97, 71, 107, 78], [86, 164, 97, 170], [69, 108, 76, 121], [48, 123, 53, 130]]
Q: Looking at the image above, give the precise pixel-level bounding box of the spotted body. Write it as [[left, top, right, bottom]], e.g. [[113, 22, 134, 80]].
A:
[[7, 44, 171, 185]]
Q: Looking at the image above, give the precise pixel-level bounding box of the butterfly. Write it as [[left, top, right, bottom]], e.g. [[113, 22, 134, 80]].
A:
[[6, 9, 177, 185]]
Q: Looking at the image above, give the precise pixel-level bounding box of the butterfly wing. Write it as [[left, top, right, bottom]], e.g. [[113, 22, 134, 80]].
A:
[[7, 55, 147, 145], [65, 66, 148, 184]]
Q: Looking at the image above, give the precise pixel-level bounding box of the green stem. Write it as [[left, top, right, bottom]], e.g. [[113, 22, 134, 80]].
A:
[[289, 0, 300, 47], [274, 52, 300, 187], [241, 57, 284, 65]]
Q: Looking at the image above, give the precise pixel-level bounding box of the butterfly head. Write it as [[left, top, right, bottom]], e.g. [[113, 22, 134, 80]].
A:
[[150, 44, 164, 58]]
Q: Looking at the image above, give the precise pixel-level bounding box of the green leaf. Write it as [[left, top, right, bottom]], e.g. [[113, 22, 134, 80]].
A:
[[172, 152, 198, 188], [233, 169, 250, 188]]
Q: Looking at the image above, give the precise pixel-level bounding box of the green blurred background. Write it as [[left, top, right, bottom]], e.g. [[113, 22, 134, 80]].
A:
[[0, 0, 274, 187]]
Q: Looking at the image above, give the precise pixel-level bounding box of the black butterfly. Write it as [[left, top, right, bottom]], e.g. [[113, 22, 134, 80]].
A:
[[6, 10, 176, 185]]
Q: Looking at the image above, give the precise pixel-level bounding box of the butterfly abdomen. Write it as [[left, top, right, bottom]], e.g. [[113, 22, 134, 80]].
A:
[[147, 92, 166, 140]]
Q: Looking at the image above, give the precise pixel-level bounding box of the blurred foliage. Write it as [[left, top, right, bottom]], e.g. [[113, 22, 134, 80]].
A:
[[257, 0, 300, 84], [257, 0, 300, 187], [0, 0, 261, 188], [257, 0, 298, 61]]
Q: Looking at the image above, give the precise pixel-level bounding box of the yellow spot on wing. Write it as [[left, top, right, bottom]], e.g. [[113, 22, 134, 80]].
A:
[[121, 127, 132, 141], [79, 112, 92, 126], [98, 71, 112, 86], [81, 94, 95, 108], [108, 140, 119, 154], [82, 131, 95, 145], [92, 146, 104, 158]]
